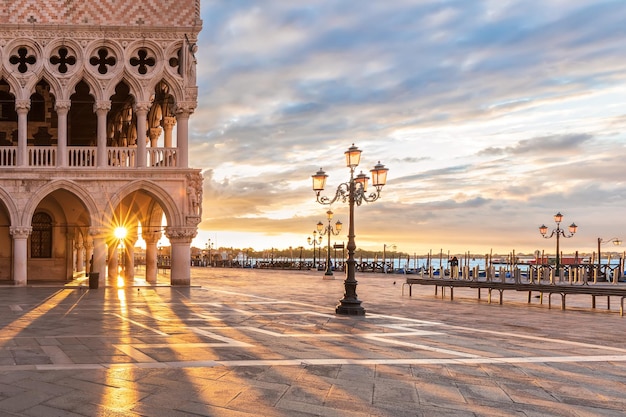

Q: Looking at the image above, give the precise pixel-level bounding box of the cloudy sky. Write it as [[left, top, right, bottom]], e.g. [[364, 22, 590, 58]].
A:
[[187, 0, 626, 257]]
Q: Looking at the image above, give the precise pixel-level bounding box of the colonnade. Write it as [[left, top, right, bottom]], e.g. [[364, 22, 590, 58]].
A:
[[11, 98, 190, 169]]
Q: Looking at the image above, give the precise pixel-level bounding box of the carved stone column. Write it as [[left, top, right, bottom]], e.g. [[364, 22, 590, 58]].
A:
[[75, 240, 84, 273], [10, 226, 31, 286], [165, 227, 197, 286], [163, 116, 176, 148], [66, 230, 76, 281], [135, 102, 150, 168], [175, 105, 192, 168], [142, 231, 161, 284], [95, 101, 111, 167], [149, 127, 162, 148], [16, 100, 30, 167], [85, 239, 94, 275], [107, 241, 118, 280], [89, 227, 108, 287], [55, 100, 71, 167], [124, 235, 138, 283]]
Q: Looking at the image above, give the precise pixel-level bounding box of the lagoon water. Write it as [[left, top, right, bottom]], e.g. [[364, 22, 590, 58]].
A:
[[242, 254, 624, 273]]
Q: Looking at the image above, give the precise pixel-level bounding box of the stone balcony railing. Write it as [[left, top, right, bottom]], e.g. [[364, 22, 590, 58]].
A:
[[0, 146, 178, 168]]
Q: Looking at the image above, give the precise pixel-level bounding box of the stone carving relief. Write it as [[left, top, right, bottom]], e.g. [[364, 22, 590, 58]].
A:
[[186, 172, 203, 217]]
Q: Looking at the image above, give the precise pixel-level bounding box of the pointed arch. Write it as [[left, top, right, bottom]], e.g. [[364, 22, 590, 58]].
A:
[[107, 81, 136, 147], [102, 72, 146, 103], [22, 71, 62, 102], [0, 74, 25, 101], [148, 74, 185, 105]]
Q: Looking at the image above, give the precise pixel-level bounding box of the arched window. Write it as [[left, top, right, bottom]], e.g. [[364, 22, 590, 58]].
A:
[[31, 212, 52, 258]]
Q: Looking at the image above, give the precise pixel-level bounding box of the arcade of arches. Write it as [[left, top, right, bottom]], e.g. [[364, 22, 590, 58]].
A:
[[0, 1, 203, 286]]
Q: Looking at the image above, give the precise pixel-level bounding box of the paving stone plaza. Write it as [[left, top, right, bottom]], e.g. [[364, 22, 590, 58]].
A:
[[0, 268, 625, 416]]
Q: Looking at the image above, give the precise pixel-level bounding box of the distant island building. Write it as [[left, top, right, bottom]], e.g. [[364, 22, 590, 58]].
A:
[[0, 1, 203, 285]]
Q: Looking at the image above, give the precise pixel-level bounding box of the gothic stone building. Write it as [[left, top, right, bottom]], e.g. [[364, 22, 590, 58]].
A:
[[0, 1, 203, 285]]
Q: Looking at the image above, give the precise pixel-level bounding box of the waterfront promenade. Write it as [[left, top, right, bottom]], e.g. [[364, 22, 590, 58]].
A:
[[0, 268, 624, 416]]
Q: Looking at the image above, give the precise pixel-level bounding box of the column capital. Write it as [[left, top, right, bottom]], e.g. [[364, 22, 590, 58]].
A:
[[163, 116, 177, 128], [165, 227, 197, 243], [94, 100, 111, 113], [149, 127, 162, 141], [142, 231, 162, 245], [89, 227, 109, 239], [135, 102, 151, 114], [15, 99, 30, 112], [55, 100, 71, 113], [10, 226, 32, 239], [175, 103, 195, 117]]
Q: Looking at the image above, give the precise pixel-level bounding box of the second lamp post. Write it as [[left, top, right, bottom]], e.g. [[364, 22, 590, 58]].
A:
[[539, 212, 578, 277], [307, 232, 322, 270], [317, 210, 342, 278]]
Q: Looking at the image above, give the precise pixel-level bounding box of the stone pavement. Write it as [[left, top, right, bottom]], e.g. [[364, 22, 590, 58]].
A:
[[0, 268, 625, 417]]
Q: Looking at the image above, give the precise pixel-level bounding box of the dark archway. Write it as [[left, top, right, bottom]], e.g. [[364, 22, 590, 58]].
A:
[[0, 79, 17, 146], [69, 80, 97, 146], [107, 81, 136, 147]]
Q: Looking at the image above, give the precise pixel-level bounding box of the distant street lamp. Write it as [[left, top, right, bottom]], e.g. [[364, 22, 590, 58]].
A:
[[307, 231, 322, 270], [317, 210, 343, 278], [597, 237, 621, 277], [206, 239, 214, 267], [539, 212, 577, 277], [312, 144, 388, 315], [383, 243, 396, 273]]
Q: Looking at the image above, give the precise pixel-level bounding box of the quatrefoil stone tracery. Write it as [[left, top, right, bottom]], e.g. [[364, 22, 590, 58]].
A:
[[89, 48, 116, 74], [9, 47, 36, 73], [50, 47, 76, 74], [130, 49, 156, 75]]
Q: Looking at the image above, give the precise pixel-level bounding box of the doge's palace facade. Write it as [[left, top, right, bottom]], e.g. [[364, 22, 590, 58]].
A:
[[0, 0, 203, 286]]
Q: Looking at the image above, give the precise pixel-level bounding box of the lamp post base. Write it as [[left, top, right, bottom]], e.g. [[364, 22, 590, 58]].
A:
[[335, 300, 365, 315]]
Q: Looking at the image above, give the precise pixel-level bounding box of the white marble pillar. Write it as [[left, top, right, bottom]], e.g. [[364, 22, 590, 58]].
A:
[[143, 232, 161, 284], [107, 242, 118, 280], [135, 103, 150, 168], [125, 242, 136, 282], [75, 241, 84, 273], [90, 229, 108, 287], [85, 239, 94, 275], [149, 127, 161, 148], [123, 229, 138, 282], [166, 227, 196, 286], [163, 116, 176, 148], [95, 101, 110, 167], [10, 227, 31, 286], [16, 100, 30, 167], [55, 100, 70, 167], [175, 107, 190, 168], [66, 231, 75, 280]]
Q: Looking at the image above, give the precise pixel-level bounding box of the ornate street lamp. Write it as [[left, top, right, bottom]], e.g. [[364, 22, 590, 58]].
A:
[[317, 210, 343, 278], [312, 144, 388, 315], [205, 239, 213, 267], [307, 231, 322, 270], [539, 212, 577, 277], [597, 237, 621, 279], [383, 243, 396, 273]]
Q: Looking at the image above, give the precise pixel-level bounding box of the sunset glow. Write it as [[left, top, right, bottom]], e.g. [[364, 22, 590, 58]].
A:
[[189, 1, 626, 256]]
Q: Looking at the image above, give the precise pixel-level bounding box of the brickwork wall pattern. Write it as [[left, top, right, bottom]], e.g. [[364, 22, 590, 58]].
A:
[[0, 0, 200, 27]]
